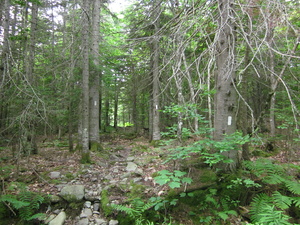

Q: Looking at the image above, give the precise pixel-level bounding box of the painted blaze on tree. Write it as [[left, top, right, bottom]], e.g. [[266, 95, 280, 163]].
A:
[[214, 0, 239, 171]]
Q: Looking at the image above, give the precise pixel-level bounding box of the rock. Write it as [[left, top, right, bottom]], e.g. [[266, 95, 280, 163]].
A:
[[84, 201, 92, 208], [85, 190, 101, 201], [53, 209, 61, 214], [126, 156, 135, 162], [77, 218, 89, 225], [44, 214, 56, 224], [82, 208, 93, 217], [120, 172, 131, 179], [79, 213, 87, 218], [48, 211, 66, 225], [126, 162, 138, 172], [49, 171, 61, 179], [109, 220, 118, 225], [59, 185, 85, 202], [49, 195, 61, 203], [95, 218, 108, 225], [133, 177, 143, 183], [93, 202, 100, 211]]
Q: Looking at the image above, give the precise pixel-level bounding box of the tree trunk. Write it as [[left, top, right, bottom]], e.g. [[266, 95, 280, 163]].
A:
[[151, 0, 161, 141], [214, 0, 238, 171], [81, 0, 90, 162], [89, 0, 101, 151]]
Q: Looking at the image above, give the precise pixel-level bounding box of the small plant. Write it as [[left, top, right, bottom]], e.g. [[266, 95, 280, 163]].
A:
[[154, 170, 192, 189], [244, 159, 300, 224], [111, 198, 158, 225], [0, 182, 45, 222]]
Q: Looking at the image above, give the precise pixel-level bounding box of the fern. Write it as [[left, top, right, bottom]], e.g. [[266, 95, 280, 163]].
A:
[[0, 195, 30, 209], [18, 191, 44, 221], [111, 198, 158, 225], [249, 193, 272, 223], [284, 179, 300, 195], [272, 191, 292, 210]]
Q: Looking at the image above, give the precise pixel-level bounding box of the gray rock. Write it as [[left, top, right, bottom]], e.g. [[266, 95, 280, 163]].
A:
[[126, 162, 138, 172], [85, 190, 101, 201], [84, 201, 92, 208], [59, 185, 85, 202], [79, 213, 87, 218], [95, 218, 108, 225], [109, 220, 119, 225], [49, 171, 61, 179], [93, 202, 100, 211], [49, 195, 61, 203], [48, 211, 66, 225], [77, 218, 89, 225], [126, 156, 135, 162], [82, 208, 93, 217], [44, 214, 56, 224]]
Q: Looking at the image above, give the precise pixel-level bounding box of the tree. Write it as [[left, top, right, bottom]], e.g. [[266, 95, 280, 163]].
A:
[[150, 0, 161, 142], [89, 0, 101, 151], [213, 0, 239, 171], [80, 0, 91, 162]]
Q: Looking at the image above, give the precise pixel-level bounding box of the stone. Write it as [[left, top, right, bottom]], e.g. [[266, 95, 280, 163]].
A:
[[95, 218, 108, 225], [93, 202, 100, 211], [48, 211, 66, 225], [44, 214, 56, 224], [126, 156, 135, 161], [77, 218, 89, 225], [84, 201, 92, 208], [126, 162, 138, 172], [59, 185, 85, 202], [85, 190, 101, 201], [82, 208, 93, 217], [109, 220, 119, 225], [49, 171, 61, 179], [49, 195, 61, 203]]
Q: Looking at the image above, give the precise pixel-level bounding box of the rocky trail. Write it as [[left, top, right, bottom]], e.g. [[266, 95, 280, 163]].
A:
[[2, 136, 173, 225]]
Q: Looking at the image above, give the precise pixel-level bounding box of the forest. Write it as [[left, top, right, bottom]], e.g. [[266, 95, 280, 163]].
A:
[[0, 0, 300, 224]]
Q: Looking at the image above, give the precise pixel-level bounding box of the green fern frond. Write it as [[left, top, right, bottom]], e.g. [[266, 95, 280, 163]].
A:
[[291, 197, 300, 207], [0, 195, 30, 209], [256, 205, 292, 225], [249, 193, 272, 222], [284, 180, 300, 195], [272, 191, 292, 210]]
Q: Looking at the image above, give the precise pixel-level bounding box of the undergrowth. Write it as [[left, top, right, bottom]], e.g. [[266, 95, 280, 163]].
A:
[[0, 182, 46, 222]]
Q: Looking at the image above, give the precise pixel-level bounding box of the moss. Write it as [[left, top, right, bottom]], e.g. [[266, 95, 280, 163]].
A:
[[69, 202, 84, 209], [90, 141, 103, 152], [127, 182, 146, 200], [150, 140, 161, 147], [101, 189, 112, 216], [0, 202, 9, 219], [80, 152, 91, 164], [75, 144, 82, 152], [199, 169, 217, 183]]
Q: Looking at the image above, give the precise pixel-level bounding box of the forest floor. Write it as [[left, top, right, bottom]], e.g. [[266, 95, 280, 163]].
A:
[[1, 134, 300, 224]]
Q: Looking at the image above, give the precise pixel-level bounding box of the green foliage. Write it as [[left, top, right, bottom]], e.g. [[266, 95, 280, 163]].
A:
[[166, 132, 250, 167], [161, 125, 191, 140], [244, 159, 300, 224], [249, 193, 293, 225], [154, 170, 192, 189], [112, 198, 158, 225], [80, 152, 92, 164], [0, 185, 45, 221], [101, 189, 112, 216]]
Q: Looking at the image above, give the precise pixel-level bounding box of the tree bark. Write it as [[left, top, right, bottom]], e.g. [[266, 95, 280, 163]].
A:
[[89, 0, 101, 148], [151, 0, 161, 141], [81, 0, 90, 161], [214, 0, 238, 171]]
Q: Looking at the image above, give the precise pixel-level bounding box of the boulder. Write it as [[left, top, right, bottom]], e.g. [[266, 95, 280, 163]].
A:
[[59, 185, 85, 202], [126, 162, 138, 172], [48, 211, 66, 225]]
